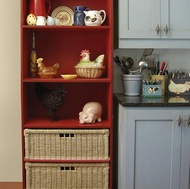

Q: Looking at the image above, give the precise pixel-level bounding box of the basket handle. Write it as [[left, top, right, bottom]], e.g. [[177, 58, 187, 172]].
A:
[[60, 166, 75, 171], [59, 133, 75, 138]]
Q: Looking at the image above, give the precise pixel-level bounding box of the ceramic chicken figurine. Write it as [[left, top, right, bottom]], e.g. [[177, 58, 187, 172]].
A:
[[168, 80, 190, 94], [76, 49, 105, 67], [35, 83, 66, 122], [37, 58, 60, 79]]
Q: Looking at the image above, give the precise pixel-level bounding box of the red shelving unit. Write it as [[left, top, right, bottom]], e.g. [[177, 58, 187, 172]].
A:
[[21, 0, 113, 188]]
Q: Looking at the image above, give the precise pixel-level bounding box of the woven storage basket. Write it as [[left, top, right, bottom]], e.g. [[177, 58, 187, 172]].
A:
[[75, 66, 105, 78], [24, 129, 109, 160], [25, 162, 109, 189]]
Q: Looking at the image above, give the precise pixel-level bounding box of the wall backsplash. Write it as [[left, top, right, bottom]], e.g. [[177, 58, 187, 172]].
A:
[[113, 48, 190, 93]]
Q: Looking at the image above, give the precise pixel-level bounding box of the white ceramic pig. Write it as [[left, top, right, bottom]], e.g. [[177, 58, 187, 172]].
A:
[[79, 102, 102, 124]]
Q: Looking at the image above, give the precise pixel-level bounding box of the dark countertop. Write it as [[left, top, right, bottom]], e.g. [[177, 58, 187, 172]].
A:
[[114, 93, 190, 107]]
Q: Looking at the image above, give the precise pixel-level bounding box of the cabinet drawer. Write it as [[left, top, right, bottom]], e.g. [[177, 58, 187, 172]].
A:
[[24, 129, 109, 160], [25, 162, 109, 189]]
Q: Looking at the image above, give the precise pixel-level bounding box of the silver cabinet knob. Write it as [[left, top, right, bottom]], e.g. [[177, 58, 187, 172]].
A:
[[176, 115, 182, 127], [164, 24, 169, 35], [185, 116, 190, 127], [155, 24, 160, 35]]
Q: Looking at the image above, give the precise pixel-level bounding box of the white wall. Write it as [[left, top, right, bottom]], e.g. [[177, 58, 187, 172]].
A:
[[0, 0, 22, 182]]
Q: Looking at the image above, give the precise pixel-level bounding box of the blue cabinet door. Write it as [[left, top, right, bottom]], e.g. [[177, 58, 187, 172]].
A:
[[180, 110, 190, 189], [118, 106, 182, 189]]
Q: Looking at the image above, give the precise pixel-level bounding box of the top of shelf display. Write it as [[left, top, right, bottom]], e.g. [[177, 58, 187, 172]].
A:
[[25, 2, 109, 27]]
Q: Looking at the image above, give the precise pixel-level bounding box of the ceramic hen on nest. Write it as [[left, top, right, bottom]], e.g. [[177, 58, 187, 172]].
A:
[[76, 49, 104, 67], [75, 49, 105, 78], [35, 83, 67, 122], [37, 58, 60, 79]]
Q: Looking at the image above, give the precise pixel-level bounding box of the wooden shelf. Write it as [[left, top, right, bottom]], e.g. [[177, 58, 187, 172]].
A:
[[22, 78, 111, 83], [23, 118, 111, 129]]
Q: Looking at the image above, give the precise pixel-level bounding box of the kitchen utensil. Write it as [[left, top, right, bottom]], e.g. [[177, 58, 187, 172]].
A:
[[155, 61, 160, 74], [162, 61, 167, 74], [158, 61, 167, 75], [179, 72, 187, 79], [30, 32, 37, 77], [122, 57, 134, 69], [143, 49, 154, 57], [168, 70, 190, 79], [137, 49, 153, 74], [113, 56, 129, 74], [139, 60, 148, 73]]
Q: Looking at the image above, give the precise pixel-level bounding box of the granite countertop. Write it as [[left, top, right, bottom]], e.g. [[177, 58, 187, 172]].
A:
[[114, 93, 190, 107]]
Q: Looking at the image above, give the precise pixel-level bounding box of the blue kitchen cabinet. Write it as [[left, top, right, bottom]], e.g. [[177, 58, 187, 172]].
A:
[[117, 105, 190, 189], [118, 0, 190, 48]]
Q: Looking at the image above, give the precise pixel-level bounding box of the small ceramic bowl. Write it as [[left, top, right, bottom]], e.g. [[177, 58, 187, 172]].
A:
[[61, 74, 77, 79]]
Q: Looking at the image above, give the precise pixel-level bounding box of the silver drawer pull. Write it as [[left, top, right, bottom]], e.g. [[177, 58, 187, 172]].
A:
[[176, 115, 182, 126], [155, 24, 160, 35], [164, 24, 169, 35], [185, 116, 190, 127]]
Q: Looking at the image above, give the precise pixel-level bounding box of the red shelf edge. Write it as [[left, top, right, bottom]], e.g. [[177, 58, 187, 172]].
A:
[[23, 118, 112, 129], [22, 25, 111, 30], [22, 78, 111, 83]]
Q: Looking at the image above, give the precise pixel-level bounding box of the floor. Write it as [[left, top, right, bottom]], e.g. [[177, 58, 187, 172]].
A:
[[0, 182, 22, 189]]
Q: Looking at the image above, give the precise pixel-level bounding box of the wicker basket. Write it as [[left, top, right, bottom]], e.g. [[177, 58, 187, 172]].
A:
[[24, 129, 109, 160], [25, 162, 109, 189], [75, 66, 105, 78]]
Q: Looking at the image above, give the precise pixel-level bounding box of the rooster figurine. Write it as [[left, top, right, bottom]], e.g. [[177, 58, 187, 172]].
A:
[[37, 58, 60, 79], [35, 83, 66, 122], [76, 49, 105, 67], [168, 80, 190, 94]]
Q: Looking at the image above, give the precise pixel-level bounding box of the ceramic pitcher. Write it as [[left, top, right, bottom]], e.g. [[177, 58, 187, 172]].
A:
[[74, 6, 88, 26], [36, 16, 46, 25], [47, 16, 55, 25], [84, 10, 106, 26], [30, 0, 51, 17]]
